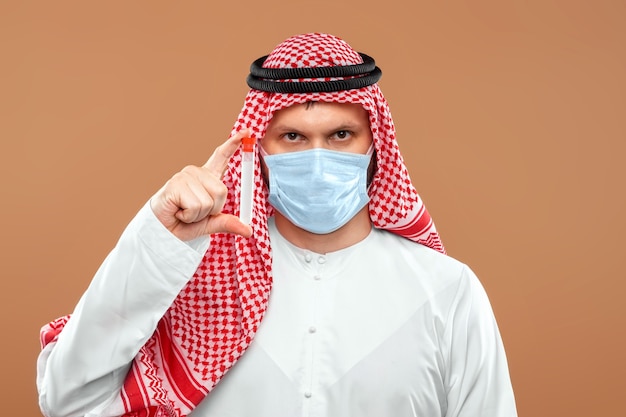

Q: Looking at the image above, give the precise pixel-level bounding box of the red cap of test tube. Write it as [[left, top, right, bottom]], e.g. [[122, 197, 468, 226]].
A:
[[242, 137, 256, 152]]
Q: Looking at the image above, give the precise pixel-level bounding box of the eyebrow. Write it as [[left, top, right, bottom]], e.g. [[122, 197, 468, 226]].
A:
[[269, 122, 363, 133], [331, 123, 362, 131]]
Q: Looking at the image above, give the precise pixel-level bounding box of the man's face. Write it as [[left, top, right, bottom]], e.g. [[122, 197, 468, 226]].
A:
[[261, 102, 373, 155]]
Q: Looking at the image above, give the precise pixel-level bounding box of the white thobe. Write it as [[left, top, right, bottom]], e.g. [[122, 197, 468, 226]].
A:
[[37, 203, 517, 417]]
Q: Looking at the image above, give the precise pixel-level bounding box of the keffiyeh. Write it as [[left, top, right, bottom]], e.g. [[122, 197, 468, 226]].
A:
[[40, 33, 445, 417]]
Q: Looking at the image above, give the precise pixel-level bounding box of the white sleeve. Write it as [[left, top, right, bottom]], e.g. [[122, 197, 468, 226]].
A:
[[443, 266, 518, 417], [37, 201, 211, 417]]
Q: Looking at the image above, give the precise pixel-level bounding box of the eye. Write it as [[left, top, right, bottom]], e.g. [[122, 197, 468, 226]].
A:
[[283, 132, 301, 141], [333, 130, 352, 140]]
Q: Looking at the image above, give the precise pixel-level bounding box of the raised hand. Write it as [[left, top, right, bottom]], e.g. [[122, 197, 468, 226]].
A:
[[150, 130, 253, 241]]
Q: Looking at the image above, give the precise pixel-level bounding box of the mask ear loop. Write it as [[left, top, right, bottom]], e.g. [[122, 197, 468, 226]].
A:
[[257, 144, 271, 185], [365, 142, 377, 192], [258, 144, 269, 158]]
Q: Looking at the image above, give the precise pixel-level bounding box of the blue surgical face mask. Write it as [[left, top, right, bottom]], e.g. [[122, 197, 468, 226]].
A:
[[261, 146, 374, 234]]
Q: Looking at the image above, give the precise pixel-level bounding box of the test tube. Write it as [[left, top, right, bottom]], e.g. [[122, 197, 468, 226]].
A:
[[239, 136, 256, 225]]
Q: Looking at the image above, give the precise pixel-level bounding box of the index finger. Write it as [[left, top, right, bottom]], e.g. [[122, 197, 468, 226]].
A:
[[203, 128, 252, 178]]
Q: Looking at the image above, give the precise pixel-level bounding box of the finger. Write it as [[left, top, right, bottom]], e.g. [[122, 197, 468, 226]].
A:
[[176, 170, 228, 222], [203, 129, 252, 179], [205, 213, 253, 238], [181, 176, 228, 222]]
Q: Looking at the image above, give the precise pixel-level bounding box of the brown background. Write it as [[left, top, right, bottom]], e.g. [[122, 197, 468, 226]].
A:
[[1, 0, 625, 415]]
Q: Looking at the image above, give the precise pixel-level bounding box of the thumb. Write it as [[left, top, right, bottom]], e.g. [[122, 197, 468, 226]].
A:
[[205, 213, 253, 238]]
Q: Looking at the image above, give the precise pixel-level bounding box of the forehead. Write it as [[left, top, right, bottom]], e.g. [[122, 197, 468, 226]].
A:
[[267, 101, 370, 127]]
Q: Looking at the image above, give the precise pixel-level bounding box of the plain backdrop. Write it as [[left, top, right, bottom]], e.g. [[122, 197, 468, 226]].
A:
[[1, 1, 625, 415]]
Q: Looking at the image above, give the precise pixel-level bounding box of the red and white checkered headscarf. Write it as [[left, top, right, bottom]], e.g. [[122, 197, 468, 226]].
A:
[[41, 33, 444, 417]]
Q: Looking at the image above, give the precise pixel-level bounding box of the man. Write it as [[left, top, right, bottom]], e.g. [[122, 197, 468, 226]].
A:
[[37, 33, 517, 417]]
